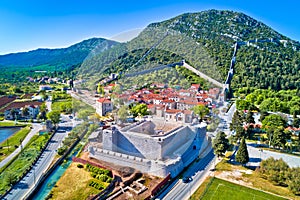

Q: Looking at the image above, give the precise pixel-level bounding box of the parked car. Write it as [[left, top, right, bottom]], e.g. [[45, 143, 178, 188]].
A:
[[182, 176, 192, 183]]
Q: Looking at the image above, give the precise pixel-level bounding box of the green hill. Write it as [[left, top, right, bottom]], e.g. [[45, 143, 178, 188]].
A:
[[0, 38, 118, 70], [78, 9, 300, 91]]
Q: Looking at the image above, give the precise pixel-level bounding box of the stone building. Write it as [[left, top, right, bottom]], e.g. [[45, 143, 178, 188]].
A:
[[88, 119, 208, 177], [96, 98, 113, 116]]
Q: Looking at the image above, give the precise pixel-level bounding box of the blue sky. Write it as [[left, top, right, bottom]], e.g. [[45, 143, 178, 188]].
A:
[[0, 0, 299, 55]]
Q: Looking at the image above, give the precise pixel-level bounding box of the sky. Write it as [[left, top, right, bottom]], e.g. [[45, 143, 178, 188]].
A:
[[0, 0, 299, 55]]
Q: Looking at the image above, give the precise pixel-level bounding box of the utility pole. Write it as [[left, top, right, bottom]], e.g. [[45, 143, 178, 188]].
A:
[[7, 139, 9, 152]]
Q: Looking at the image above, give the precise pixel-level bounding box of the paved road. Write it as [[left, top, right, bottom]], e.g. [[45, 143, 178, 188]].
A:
[[2, 126, 68, 200], [208, 102, 236, 138], [69, 89, 97, 109], [0, 123, 43, 168], [247, 144, 300, 168], [158, 149, 215, 200]]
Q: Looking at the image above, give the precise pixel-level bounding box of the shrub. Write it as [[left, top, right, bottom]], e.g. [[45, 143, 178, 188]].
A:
[[98, 174, 108, 182], [88, 180, 104, 190], [77, 164, 84, 168], [57, 146, 68, 155]]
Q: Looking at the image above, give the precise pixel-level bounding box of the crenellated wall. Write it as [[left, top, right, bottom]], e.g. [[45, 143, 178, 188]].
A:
[[92, 122, 209, 178]]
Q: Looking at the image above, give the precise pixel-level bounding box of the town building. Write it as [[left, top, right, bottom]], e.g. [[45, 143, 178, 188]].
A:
[[1, 101, 42, 120], [96, 98, 113, 116], [39, 85, 52, 91]]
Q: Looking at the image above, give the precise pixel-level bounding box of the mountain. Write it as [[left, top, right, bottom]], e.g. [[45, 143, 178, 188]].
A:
[[0, 38, 119, 70], [78, 9, 300, 91]]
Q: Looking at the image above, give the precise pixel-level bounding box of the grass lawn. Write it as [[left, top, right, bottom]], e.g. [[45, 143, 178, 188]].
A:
[[51, 100, 72, 114], [190, 177, 212, 200], [0, 126, 31, 162], [49, 162, 108, 200], [0, 133, 50, 195], [0, 121, 26, 127], [212, 160, 300, 200], [200, 177, 286, 200]]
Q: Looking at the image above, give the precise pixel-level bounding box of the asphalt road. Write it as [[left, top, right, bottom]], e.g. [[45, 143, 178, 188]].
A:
[[158, 103, 234, 200], [2, 125, 69, 200], [247, 144, 300, 168], [158, 149, 215, 200], [0, 123, 43, 168], [69, 89, 97, 109]]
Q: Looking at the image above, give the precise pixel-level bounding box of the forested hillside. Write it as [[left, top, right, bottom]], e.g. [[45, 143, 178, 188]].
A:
[[78, 9, 300, 91], [0, 38, 118, 70], [0, 38, 118, 85]]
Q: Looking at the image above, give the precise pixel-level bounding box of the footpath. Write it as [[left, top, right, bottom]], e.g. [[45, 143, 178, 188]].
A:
[[0, 123, 42, 168]]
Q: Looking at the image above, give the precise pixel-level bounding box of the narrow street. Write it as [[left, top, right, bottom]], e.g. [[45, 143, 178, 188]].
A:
[[3, 126, 68, 200]]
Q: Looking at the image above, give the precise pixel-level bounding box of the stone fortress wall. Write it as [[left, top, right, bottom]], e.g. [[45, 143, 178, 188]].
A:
[[89, 120, 209, 177]]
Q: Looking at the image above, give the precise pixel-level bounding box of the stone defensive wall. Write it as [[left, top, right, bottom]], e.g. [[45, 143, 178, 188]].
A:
[[89, 122, 209, 178]]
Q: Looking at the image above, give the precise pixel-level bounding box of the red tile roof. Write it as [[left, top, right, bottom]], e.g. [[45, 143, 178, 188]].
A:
[[165, 109, 181, 114], [0, 96, 17, 108], [97, 98, 111, 103], [0, 101, 42, 112]]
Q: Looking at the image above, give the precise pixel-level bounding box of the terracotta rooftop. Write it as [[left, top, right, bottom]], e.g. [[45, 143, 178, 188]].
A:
[[97, 98, 112, 103], [0, 101, 42, 112]]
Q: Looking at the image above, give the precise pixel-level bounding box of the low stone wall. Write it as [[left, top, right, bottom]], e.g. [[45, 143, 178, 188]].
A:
[[89, 146, 184, 178], [89, 124, 210, 178]]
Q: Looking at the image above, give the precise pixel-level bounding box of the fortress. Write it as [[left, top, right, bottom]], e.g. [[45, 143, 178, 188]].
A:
[[88, 119, 209, 177]]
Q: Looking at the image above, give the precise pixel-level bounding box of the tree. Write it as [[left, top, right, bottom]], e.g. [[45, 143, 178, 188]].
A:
[[235, 137, 249, 165], [287, 167, 300, 195], [97, 83, 104, 96], [230, 110, 244, 131], [235, 125, 246, 141], [236, 99, 250, 111], [113, 84, 122, 94], [259, 110, 269, 122], [293, 116, 300, 128], [130, 103, 148, 117], [5, 172, 17, 186], [262, 114, 287, 130], [77, 110, 90, 120], [269, 127, 291, 149], [10, 108, 18, 120], [245, 111, 255, 124], [117, 105, 129, 122], [191, 104, 209, 121], [212, 131, 229, 157], [260, 157, 289, 186], [22, 107, 29, 117], [47, 110, 60, 126]]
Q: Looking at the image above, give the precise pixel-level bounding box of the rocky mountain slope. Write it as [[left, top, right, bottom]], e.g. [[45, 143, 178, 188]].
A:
[[78, 9, 300, 91]]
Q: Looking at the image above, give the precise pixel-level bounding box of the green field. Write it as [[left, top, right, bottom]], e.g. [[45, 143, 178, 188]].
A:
[[200, 178, 286, 200], [0, 121, 26, 127], [0, 133, 50, 195]]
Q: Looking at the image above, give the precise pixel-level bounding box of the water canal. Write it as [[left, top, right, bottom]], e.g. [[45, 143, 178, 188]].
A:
[[32, 149, 79, 200], [0, 127, 21, 143]]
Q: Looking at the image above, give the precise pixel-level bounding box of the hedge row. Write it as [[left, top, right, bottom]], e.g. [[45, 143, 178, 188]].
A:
[[85, 164, 110, 176], [88, 180, 105, 190], [90, 173, 112, 183]]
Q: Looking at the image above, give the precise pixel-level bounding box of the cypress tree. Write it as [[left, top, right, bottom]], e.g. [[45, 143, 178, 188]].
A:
[[213, 131, 229, 157], [235, 137, 249, 165], [245, 111, 255, 124]]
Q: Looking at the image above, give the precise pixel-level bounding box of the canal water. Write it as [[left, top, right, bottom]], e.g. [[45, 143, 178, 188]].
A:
[[32, 149, 79, 200], [0, 127, 21, 143]]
